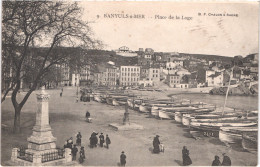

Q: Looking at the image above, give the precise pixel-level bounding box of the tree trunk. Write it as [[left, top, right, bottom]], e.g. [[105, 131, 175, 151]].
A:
[[13, 106, 21, 133]]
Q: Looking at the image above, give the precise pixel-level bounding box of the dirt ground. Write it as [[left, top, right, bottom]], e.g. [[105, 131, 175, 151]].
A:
[[1, 87, 257, 166]]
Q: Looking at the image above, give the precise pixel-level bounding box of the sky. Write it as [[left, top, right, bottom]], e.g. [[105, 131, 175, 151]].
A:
[[81, 2, 259, 57]]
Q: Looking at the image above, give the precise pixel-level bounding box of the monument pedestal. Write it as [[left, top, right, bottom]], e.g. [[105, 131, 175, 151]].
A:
[[109, 123, 144, 131], [109, 102, 143, 131], [9, 87, 72, 166]]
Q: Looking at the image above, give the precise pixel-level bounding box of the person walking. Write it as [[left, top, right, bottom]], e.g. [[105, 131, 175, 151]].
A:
[[182, 146, 192, 166], [76, 132, 82, 146], [212, 155, 221, 166], [153, 135, 160, 153], [221, 153, 231, 166], [60, 91, 63, 97], [71, 145, 78, 161], [120, 151, 126, 166], [79, 146, 85, 164], [99, 133, 105, 147], [105, 134, 111, 149]]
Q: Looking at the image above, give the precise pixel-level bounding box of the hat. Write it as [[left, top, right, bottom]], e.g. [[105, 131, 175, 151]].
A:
[[106, 134, 108, 136], [122, 151, 124, 153], [101, 133, 103, 134], [156, 135, 160, 137], [222, 153, 226, 156]]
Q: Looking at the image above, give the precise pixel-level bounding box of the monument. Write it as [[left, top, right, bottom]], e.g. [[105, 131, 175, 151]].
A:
[[9, 87, 73, 166], [109, 101, 143, 130]]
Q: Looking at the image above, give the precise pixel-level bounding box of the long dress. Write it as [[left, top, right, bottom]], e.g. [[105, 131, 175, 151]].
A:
[[120, 154, 126, 166], [222, 156, 231, 166], [182, 148, 192, 166], [153, 137, 160, 153]]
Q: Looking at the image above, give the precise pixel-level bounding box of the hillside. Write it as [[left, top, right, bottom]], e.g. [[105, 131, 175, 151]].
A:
[[86, 50, 138, 66]]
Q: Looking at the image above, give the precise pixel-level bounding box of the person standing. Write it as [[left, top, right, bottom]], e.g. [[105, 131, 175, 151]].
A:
[[67, 137, 73, 149], [79, 146, 85, 164], [99, 133, 105, 147], [182, 146, 192, 166], [76, 132, 82, 146], [120, 151, 126, 166], [153, 135, 160, 153], [105, 134, 111, 149], [60, 91, 63, 97], [212, 155, 221, 166], [221, 153, 231, 166], [71, 145, 78, 161]]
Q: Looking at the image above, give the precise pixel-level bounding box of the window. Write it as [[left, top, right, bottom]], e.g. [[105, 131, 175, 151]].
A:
[[122, 68, 124, 71]]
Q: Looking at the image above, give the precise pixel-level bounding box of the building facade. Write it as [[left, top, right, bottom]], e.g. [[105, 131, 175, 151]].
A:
[[167, 73, 181, 88], [120, 66, 140, 86]]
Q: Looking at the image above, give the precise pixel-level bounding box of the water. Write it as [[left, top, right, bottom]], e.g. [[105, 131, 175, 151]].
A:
[[173, 93, 258, 111]]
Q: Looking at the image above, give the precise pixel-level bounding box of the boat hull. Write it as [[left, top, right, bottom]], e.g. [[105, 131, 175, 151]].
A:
[[159, 110, 171, 119]]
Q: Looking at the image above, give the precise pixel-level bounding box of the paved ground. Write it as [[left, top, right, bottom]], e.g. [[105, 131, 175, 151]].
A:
[[1, 87, 257, 166]]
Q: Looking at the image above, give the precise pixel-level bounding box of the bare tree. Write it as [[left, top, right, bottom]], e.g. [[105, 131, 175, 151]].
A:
[[2, 1, 101, 133]]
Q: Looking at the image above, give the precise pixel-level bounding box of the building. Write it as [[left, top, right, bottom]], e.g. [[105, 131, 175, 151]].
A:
[[120, 66, 140, 86], [140, 65, 160, 87], [167, 73, 181, 88], [206, 72, 224, 87], [59, 63, 70, 86], [137, 48, 154, 66], [115, 46, 138, 57]]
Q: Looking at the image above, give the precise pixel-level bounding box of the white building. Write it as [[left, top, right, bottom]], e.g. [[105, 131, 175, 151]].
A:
[[120, 66, 140, 86]]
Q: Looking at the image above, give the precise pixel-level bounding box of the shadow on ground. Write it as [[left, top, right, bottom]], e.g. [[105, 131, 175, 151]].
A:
[[174, 159, 183, 166]]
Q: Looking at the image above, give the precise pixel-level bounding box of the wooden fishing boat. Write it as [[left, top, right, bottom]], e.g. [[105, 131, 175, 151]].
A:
[[112, 98, 120, 106], [242, 132, 257, 153], [158, 110, 172, 119], [151, 106, 160, 117], [219, 127, 258, 144], [139, 103, 151, 113], [190, 121, 257, 138], [106, 97, 113, 105], [94, 96, 102, 102]]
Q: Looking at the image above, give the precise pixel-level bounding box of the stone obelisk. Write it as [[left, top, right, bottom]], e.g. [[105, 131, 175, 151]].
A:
[[27, 86, 57, 153]]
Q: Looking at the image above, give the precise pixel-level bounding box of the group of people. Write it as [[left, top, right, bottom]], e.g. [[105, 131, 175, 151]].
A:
[[212, 153, 231, 166], [152, 135, 231, 166], [89, 131, 111, 149], [64, 134, 86, 164]]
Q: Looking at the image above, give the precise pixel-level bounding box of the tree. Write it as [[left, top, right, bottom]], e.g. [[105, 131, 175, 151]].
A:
[[2, 1, 101, 133]]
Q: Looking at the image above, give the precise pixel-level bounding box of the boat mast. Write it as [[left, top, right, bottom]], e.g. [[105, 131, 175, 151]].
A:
[[222, 67, 234, 116]]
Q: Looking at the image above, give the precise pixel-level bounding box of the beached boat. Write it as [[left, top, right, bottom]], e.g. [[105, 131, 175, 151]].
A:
[[106, 97, 113, 105], [151, 106, 159, 117], [158, 110, 171, 119], [190, 121, 257, 138], [219, 127, 258, 144], [112, 98, 120, 106], [139, 103, 151, 113], [242, 132, 257, 153]]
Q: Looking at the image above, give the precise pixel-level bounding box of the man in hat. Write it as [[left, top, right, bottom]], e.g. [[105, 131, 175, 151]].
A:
[[120, 151, 126, 166], [71, 144, 78, 161], [153, 135, 160, 153], [105, 134, 111, 149], [79, 146, 85, 164], [76, 132, 82, 146], [99, 133, 105, 147], [221, 153, 231, 166]]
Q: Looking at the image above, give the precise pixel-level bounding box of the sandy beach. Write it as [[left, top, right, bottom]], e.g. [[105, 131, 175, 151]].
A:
[[1, 87, 257, 166]]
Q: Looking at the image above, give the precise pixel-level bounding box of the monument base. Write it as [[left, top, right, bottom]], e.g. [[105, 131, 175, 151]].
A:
[[109, 123, 144, 131], [5, 159, 80, 166]]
